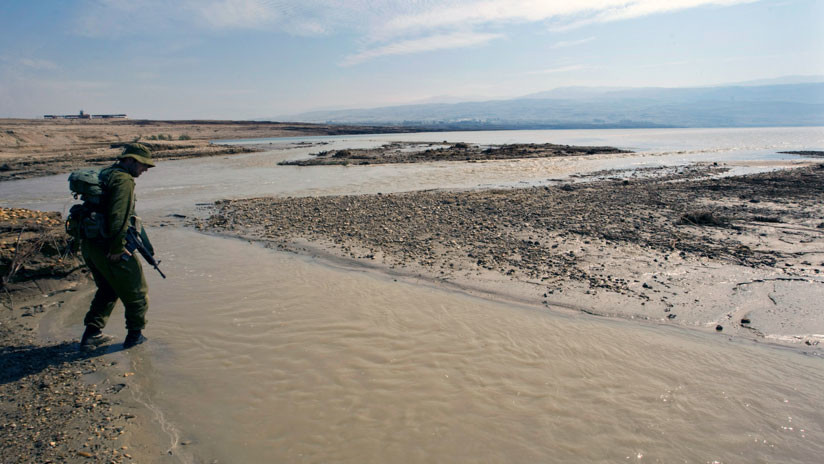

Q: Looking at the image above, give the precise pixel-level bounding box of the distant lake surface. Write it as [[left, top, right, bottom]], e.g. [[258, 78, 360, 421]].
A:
[[3, 126, 822, 215], [218, 125, 823, 157]]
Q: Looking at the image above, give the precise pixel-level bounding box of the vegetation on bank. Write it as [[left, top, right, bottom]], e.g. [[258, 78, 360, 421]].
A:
[[0, 208, 80, 296]]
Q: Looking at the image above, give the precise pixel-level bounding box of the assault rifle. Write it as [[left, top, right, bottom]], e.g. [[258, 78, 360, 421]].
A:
[[124, 226, 166, 279]]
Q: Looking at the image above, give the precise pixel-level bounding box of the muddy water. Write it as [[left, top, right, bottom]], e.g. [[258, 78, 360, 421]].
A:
[[3, 127, 823, 462], [88, 228, 821, 463]]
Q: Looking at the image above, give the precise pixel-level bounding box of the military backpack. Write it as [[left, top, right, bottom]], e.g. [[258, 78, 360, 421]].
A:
[[66, 169, 108, 241]]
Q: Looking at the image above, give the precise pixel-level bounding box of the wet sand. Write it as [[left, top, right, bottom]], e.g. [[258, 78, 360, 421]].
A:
[[198, 163, 824, 351], [0, 285, 176, 463]]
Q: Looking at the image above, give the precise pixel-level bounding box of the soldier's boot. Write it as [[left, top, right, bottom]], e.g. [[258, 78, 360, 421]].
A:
[[123, 330, 147, 349], [80, 325, 113, 351]]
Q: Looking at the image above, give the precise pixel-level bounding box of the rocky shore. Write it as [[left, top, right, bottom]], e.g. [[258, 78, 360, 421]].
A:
[[197, 163, 824, 351], [1, 208, 82, 300], [279, 141, 631, 166], [0, 299, 142, 464]]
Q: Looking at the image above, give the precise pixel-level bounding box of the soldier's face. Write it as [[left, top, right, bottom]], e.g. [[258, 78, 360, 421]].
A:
[[133, 162, 150, 177], [124, 158, 151, 177]]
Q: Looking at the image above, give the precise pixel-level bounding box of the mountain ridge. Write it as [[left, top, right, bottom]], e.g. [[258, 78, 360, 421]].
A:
[[277, 79, 824, 129]]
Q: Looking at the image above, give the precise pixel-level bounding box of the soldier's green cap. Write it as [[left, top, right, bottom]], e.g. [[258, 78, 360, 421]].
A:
[[119, 143, 155, 167]]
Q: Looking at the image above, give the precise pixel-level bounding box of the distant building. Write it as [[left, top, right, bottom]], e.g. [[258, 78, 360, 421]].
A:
[[44, 110, 127, 120]]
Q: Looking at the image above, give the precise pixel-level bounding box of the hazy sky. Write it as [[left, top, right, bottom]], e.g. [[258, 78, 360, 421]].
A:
[[1, 0, 822, 119]]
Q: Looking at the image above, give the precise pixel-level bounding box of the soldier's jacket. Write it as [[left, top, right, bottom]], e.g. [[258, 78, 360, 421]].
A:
[[98, 164, 136, 256]]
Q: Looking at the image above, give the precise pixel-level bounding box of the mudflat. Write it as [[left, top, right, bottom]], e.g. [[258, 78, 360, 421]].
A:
[[199, 162, 824, 351]]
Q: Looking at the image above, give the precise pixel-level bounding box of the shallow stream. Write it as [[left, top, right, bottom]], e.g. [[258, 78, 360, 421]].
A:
[[2, 127, 823, 462]]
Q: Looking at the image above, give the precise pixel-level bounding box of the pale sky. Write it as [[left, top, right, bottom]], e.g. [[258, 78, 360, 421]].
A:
[[1, 0, 822, 119]]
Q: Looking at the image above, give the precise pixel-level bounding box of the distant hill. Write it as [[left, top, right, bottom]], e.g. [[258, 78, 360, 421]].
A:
[[283, 80, 824, 129]]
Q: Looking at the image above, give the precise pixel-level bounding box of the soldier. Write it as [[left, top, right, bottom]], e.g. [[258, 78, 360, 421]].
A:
[[79, 143, 154, 350]]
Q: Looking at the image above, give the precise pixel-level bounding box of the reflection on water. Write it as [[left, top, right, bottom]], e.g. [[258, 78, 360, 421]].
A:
[[100, 229, 823, 463]]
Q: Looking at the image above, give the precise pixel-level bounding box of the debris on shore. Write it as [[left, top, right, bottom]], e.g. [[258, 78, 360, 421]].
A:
[[1, 208, 80, 291]]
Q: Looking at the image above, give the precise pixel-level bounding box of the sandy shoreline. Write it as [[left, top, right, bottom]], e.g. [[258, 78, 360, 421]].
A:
[[197, 163, 824, 353]]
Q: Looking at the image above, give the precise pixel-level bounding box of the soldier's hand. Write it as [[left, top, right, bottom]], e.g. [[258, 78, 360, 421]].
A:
[[108, 250, 131, 262]]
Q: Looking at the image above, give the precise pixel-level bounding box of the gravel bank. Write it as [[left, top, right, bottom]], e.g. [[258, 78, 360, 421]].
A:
[[197, 163, 824, 351], [0, 303, 139, 464]]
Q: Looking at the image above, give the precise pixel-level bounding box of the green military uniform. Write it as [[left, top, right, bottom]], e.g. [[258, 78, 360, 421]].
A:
[[81, 164, 149, 331], [81, 144, 155, 338]]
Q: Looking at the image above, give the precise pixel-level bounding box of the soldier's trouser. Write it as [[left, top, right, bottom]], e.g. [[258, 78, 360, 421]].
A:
[[81, 240, 149, 331]]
